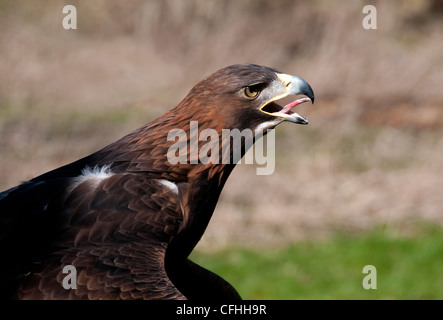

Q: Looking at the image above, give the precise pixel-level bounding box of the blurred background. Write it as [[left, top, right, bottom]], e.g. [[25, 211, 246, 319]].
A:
[[0, 0, 442, 299]]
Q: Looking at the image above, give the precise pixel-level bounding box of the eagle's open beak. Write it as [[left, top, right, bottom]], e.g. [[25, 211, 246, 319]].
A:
[[260, 73, 314, 125]]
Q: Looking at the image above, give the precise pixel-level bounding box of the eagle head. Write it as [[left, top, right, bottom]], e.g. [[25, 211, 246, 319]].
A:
[[178, 64, 314, 132]]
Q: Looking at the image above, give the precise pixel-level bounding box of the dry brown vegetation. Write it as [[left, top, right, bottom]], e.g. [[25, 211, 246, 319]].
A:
[[0, 0, 442, 249]]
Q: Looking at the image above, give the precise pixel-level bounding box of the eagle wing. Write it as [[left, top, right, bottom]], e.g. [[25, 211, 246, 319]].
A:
[[0, 167, 187, 300]]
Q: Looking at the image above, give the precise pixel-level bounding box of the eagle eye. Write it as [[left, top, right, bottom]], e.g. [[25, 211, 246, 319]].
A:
[[243, 85, 261, 99]]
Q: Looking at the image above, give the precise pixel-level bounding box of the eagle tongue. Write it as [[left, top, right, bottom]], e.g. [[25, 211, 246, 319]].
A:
[[280, 97, 311, 125], [281, 97, 311, 114]]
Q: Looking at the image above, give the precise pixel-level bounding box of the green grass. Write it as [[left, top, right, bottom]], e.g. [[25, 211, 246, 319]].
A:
[[190, 224, 443, 299]]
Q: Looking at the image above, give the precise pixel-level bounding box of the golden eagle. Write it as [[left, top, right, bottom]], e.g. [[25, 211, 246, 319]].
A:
[[0, 64, 314, 299]]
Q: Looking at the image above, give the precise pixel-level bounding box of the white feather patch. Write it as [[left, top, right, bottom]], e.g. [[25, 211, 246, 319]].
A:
[[156, 179, 179, 195], [69, 164, 113, 191]]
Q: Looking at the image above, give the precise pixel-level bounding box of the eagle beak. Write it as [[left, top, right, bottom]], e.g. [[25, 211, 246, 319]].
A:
[[284, 75, 315, 103], [260, 73, 314, 125]]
